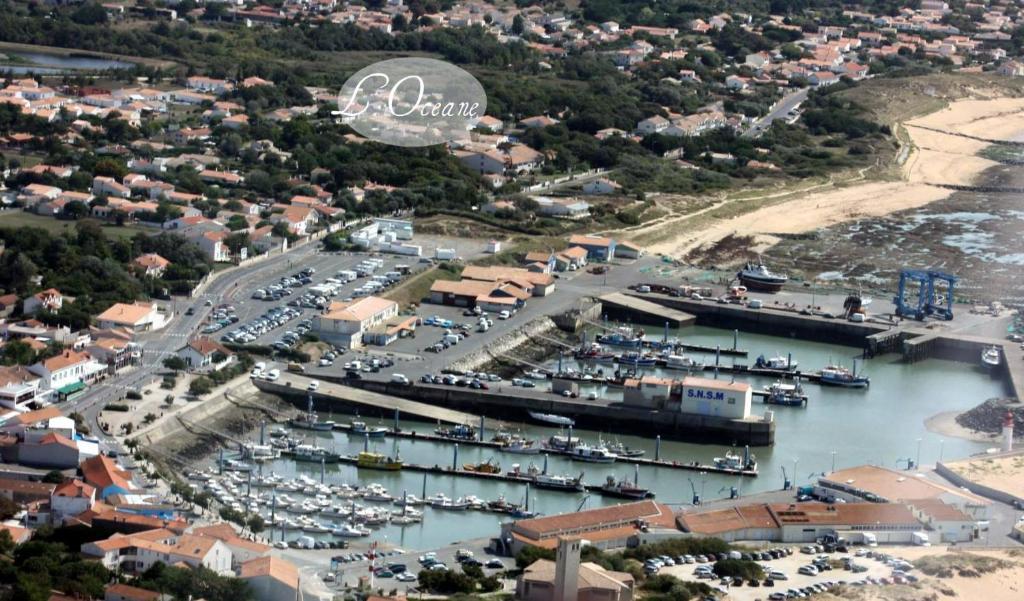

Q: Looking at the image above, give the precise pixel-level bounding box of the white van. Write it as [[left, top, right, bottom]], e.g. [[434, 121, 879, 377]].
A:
[[391, 373, 410, 385]]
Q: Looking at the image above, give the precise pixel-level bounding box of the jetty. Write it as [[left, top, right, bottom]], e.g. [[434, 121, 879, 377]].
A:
[[599, 292, 696, 327]]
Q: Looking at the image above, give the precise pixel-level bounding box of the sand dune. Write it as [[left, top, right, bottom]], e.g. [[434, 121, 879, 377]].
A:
[[647, 97, 1024, 258]]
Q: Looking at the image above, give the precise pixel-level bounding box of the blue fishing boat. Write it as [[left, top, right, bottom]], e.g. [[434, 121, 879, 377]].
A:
[[819, 360, 870, 388], [617, 351, 657, 367], [596, 327, 645, 348]]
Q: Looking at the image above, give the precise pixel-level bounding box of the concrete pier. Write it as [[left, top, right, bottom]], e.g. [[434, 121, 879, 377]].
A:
[[599, 292, 696, 327]]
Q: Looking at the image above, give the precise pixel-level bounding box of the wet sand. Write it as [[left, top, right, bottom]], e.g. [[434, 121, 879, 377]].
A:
[[925, 410, 1000, 444]]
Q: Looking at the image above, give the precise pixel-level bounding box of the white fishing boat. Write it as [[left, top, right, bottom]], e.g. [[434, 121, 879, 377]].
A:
[[503, 438, 541, 455], [664, 354, 704, 370], [568, 444, 618, 464], [332, 523, 370, 537], [755, 353, 798, 371], [392, 494, 425, 507], [982, 346, 1002, 369], [362, 484, 394, 503]]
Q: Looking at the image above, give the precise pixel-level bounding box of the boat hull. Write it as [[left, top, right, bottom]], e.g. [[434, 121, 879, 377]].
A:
[[598, 487, 655, 500], [738, 275, 785, 292]]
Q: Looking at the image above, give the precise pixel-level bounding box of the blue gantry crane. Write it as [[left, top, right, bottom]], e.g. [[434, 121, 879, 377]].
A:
[[893, 269, 957, 321]]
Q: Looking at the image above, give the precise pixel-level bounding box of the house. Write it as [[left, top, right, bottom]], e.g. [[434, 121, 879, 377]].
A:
[[18, 432, 80, 469], [190, 523, 271, 565], [92, 176, 131, 199], [51, 479, 96, 524], [132, 253, 169, 277], [86, 334, 138, 373], [28, 350, 104, 398], [104, 583, 165, 601], [199, 170, 245, 186], [535, 197, 591, 218], [186, 76, 233, 94], [0, 477, 55, 505], [96, 302, 161, 332], [83, 530, 232, 574], [997, 61, 1024, 77], [519, 115, 559, 129], [461, 265, 556, 296], [581, 178, 621, 195], [312, 296, 400, 349], [0, 293, 18, 318], [177, 337, 235, 370], [725, 74, 749, 90], [23, 288, 66, 315], [193, 230, 232, 263], [81, 454, 136, 499], [567, 234, 616, 261], [518, 546, 635, 601], [809, 71, 839, 87], [613, 240, 643, 259], [555, 246, 589, 271], [635, 115, 669, 135], [237, 556, 300, 601], [476, 115, 504, 132]]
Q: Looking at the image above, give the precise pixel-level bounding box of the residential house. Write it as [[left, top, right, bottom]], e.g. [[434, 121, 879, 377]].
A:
[[18, 432, 80, 469], [28, 350, 104, 398], [177, 337, 235, 370], [92, 176, 131, 199], [132, 253, 169, 277], [614, 240, 644, 259], [239, 556, 300, 601], [83, 530, 232, 575], [104, 583, 165, 601], [0, 366, 41, 411], [96, 302, 161, 333], [86, 331, 138, 373], [23, 288, 66, 315], [81, 454, 137, 500], [567, 234, 616, 261], [635, 115, 669, 135], [51, 479, 96, 524], [535, 197, 591, 218]]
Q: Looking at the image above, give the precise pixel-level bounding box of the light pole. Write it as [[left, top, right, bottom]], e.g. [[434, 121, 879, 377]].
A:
[[700, 471, 707, 503], [831, 450, 837, 474], [793, 458, 799, 488], [939, 439, 944, 463], [915, 438, 922, 469]]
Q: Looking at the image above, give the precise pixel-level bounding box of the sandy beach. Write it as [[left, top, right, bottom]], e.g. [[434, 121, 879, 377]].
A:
[[924, 410, 1001, 444], [645, 96, 1024, 258]]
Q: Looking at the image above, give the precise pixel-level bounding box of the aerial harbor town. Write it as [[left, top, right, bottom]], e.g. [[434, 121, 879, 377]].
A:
[[3, 1, 1024, 601]]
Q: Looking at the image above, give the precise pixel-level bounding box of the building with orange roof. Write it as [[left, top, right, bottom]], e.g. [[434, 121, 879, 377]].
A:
[[96, 302, 161, 333], [51, 478, 96, 523], [17, 432, 80, 468], [238, 556, 300, 601], [0, 523, 31, 544], [191, 523, 270, 564], [83, 529, 232, 574], [177, 337, 235, 370], [81, 454, 137, 499], [104, 582, 164, 601], [28, 350, 104, 397], [23, 288, 67, 315], [132, 253, 170, 277], [312, 296, 399, 349], [568, 234, 616, 261], [818, 464, 990, 518], [459, 265, 555, 296], [501, 500, 677, 553]]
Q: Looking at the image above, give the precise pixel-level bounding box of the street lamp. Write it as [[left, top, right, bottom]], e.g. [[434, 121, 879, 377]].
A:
[[939, 439, 944, 463], [793, 458, 799, 488], [915, 438, 922, 470], [831, 450, 837, 474]]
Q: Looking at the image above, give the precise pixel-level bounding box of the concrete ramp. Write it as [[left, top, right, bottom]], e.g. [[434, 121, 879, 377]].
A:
[[599, 292, 696, 327], [254, 374, 501, 428]]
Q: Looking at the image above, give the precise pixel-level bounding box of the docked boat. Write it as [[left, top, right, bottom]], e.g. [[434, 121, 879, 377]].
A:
[[486, 495, 523, 514], [599, 475, 654, 500], [596, 327, 645, 348], [362, 484, 394, 502], [355, 451, 402, 471], [241, 443, 279, 461], [282, 444, 342, 463], [332, 523, 370, 537], [269, 426, 289, 438], [755, 353, 798, 371], [435, 424, 477, 441], [568, 444, 617, 464], [392, 494, 425, 507], [604, 441, 645, 458], [531, 472, 586, 492], [713, 448, 757, 472], [290, 395, 336, 431], [350, 421, 388, 437], [529, 412, 575, 427], [543, 434, 580, 451], [737, 260, 788, 292], [764, 380, 807, 406], [819, 363, 870, 388], [575, 342, 617, 364], [502, 438, 541, 455], [617, 351, 657, 367], [664, 354, 704, 371], [463, 459, 501, 474], [525, 369, 549, 380], [982, 346, 1002, 369], [428, 493, 469, 511]]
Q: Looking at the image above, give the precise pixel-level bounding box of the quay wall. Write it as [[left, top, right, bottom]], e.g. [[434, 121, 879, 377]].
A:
[[333, 379, 775, 446], [634, 294, 890, 347], [449, 316, 559, 373]]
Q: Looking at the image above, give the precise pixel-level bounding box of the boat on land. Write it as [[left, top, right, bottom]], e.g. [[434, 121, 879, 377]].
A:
[[737, 260, 788, 292], [529, 411, 575, 427], [819, 362, 871, 388], [982, 346, 1002, 369], [355, 451, 402, 471], [350, 421, 388, 437], [598, 475, 654, 500]]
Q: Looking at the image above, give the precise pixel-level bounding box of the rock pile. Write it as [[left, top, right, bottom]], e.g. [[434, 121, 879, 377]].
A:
[[956, 398, 1024, 436]]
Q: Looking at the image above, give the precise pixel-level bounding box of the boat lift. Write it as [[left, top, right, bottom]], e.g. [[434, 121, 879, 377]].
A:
[[892, 269, 957, 321]]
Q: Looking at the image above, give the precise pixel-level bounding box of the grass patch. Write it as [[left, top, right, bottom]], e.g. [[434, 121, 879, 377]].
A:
[[384, 265, 462, 308], [0, 211, 149, 240]]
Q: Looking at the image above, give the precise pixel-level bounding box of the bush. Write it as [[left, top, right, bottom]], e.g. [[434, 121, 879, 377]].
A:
[[126, 390, 142, 400], [642, 574, 713, 601], [516, 545, 556, 569], [417, 569, 477, 594], [624, 538, 730, 562], [188, 377, 214, 396], [713, 558, 764, 581], [160, 377, 176, 390], [103, 403, 129, 412]]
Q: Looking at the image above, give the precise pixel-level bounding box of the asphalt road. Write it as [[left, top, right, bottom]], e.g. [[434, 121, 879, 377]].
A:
[[742, 87, 809, 139]]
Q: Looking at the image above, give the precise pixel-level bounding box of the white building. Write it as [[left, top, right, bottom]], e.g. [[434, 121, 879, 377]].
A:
[[0, 366, 45, 411], [178, 337, 235, 370], [312, 296, 400, 349], [96, 302, 163, 333], [677, 376, 752, 419], [28, 350, 105, 393], [51, 479, 96, 524]]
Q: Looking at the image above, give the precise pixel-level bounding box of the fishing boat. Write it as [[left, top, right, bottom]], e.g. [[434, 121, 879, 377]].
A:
[[617, 351, 657, 367], [575, 342, 617, 364], [543, 434, 580, 451], [737, 260, 788, 292], [281, 444, 342, 463], [713, 448, 757, 472], [502, 438, 541, 455], [355, 451, 402, 471], [290, 395, 336, 431], [982, 346, 1002, 369], [755, 353, 798, 371], [428, 493, 469, 511], [241, 443, 279, 461], [604, 441, 645, 458], [486, 495, 523, 514], [435, 423, 477, 440], [599, 475, 654, 500], [819, 362, 870, 388], [529, 412, 575, 427], [568, 444, 618, 464], [664, 354, 704, 370], [525, 369, 549, 380], [350, 421, 388, 437], [269, 426, 289, 438], [596, 326, 645, 348], [463, 459, 501, 474], [764, 380, 807, 406], [531, 472, 586, 492]]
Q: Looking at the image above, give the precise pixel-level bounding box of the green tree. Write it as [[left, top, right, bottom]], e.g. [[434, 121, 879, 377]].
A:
[[512, 14, 525, 35], [163, 356, 188, 372], [189, 376, 214, 396], [42, 470, 65, 484], [0, 340, 35, 366]]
